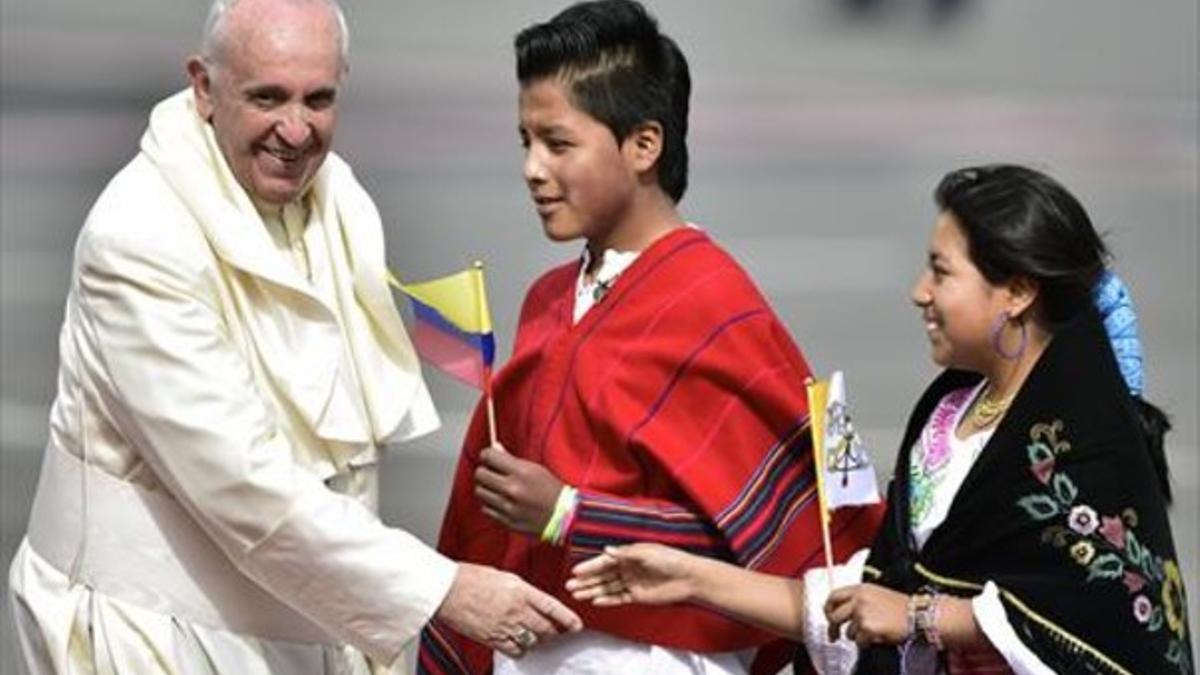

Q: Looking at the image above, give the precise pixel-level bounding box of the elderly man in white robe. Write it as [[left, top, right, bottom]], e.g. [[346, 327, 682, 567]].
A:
[[6, 0, 582, 672]]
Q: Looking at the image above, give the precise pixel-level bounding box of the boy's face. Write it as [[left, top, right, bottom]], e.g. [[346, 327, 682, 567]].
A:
[[518, 78, 637, 244]]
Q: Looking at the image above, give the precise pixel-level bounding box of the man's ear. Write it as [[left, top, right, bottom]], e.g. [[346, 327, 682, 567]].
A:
[[1006, 275, 1040, 321], [186, 56, 216, 121], [622, 121, 663, 174]]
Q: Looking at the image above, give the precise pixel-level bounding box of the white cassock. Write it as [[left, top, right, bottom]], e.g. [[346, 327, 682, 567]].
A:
[[8, 89, 458, 674]]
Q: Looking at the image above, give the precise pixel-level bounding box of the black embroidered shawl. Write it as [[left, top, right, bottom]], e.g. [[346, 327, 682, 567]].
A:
[[857, 308, 1192, 674]]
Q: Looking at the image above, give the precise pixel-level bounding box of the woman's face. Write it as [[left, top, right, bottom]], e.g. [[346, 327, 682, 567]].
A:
[[910, 212, 1013, 372]]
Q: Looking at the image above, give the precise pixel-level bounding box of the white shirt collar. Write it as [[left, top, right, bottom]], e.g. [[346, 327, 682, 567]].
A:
[[573, 246, 641, 324], [571, 224, 700, 324]]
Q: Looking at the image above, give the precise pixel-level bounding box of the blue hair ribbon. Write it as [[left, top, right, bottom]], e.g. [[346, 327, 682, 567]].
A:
[[1092, 271, 1144, 396]]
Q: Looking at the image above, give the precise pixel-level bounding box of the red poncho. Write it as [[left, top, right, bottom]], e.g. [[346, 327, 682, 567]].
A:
[[420, 228, 881, 674]]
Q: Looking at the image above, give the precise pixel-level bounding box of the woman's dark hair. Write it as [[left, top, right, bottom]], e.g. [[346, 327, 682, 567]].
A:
[[935, 164, 1173, 502], [1134, 399, 1173, 502], [514, 0, 690, 203], [935, 164, 1107, 326]]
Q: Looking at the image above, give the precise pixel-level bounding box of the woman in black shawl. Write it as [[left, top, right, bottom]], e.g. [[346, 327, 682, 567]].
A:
[[835, 165, 1191, 674], [568, 164, 1192, 675]]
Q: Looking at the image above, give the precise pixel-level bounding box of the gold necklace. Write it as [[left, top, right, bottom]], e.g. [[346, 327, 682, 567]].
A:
[[970, 388, 1012, 428]]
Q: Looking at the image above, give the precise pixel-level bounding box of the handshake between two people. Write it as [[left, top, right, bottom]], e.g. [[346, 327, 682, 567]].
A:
[[436, 443, 576, 658]]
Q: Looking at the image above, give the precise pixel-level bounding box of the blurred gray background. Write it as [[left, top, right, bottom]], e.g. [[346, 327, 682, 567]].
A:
[[2, 1, 1196, 672]]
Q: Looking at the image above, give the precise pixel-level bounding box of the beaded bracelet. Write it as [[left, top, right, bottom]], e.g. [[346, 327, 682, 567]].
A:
[[913, 592, 945, 651], [907, 593, 932, 641], [905, 593, 925, 641], [901, 592, 941, 675]]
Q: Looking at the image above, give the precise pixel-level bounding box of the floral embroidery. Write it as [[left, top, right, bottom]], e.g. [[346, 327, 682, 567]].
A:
[[1068, 505, 1099, 535], [1124, 571, 1147, 593], [1099, 515, 1126, 550], [1030, 456, 1054, 484], [909, 387, 974, 528], [919, 387, 971, 473], [1070, 540, 1095, 565], [1135, 595, 1155, 623], [1017, 419, 1192, 673], [1163, 560, 1186, 637]]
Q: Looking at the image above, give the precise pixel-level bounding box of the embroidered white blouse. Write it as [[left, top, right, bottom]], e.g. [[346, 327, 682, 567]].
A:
[[907, 383, 1053, 675]]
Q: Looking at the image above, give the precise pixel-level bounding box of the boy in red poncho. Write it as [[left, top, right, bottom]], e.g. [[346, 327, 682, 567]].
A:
[[418, 2, 881, 673]]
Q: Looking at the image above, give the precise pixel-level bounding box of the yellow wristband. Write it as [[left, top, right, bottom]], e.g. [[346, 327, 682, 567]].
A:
[[540, 486, 578, 545]]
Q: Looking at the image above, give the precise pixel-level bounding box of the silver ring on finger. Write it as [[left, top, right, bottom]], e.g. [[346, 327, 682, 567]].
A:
[[511, 626, 537, 649]]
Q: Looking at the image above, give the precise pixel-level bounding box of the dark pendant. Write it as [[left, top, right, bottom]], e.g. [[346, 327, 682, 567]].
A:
[[593, 280, 613, 303]]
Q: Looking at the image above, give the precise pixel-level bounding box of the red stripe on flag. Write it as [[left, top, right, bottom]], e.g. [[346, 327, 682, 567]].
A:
[[413, 321, 486, 388]]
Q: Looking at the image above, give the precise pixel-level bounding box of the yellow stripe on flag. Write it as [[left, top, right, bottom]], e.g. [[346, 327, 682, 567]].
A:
[[388, 263, 493, 334], [805, 378, 831, 525]]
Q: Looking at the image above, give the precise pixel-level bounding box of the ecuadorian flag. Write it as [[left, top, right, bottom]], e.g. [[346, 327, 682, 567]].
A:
[[388, 264, 495, 390]]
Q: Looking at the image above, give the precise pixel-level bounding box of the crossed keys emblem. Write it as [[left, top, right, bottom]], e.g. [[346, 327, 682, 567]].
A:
[[825, 398, 870, 487]]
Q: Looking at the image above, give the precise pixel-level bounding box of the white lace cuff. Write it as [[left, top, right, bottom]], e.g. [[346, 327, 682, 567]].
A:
[[800, 548, 870, 675]]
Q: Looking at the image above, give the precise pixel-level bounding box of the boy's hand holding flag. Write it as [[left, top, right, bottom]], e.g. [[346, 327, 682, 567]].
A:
[[391, 264, 568, 539]]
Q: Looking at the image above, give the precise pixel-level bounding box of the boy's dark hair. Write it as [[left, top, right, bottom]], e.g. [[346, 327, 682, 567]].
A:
[[515, 0, 691, 202]]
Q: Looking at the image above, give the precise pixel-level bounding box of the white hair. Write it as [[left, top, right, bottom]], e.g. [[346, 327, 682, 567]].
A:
[[201, 0, 349, 70]]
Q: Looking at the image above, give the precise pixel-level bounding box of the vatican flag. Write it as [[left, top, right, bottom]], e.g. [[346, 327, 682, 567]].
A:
[[813, 370, 880, 510]]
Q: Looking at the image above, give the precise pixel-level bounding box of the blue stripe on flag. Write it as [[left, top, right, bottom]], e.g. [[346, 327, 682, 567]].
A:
[[410, 297, 495, 367]]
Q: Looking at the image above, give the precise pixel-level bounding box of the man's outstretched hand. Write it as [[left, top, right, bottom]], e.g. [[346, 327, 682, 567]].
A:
[[435, 562, 583, 657]]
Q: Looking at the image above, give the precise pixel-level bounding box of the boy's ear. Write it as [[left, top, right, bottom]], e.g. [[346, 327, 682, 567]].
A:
[[623, 121, 664, 174]]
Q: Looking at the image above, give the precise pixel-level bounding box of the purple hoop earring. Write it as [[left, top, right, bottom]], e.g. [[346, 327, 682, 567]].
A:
[[991, 311, 1027, 361]]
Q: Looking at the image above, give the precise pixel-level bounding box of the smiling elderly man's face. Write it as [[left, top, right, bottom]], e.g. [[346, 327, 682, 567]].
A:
[[189, 0, 344, 206]]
